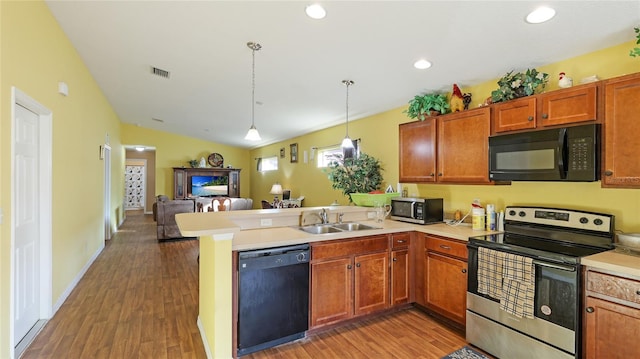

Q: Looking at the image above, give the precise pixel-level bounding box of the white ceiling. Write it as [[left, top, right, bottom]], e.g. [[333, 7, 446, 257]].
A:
[[45, 1, 639, 149]]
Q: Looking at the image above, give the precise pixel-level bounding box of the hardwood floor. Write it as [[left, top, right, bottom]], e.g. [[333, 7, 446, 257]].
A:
[[22, 210, 205, 359], [22, 210, 471, 359]]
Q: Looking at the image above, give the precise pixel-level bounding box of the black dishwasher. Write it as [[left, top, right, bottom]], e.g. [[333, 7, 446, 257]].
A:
[[237, 243, 310, 356]]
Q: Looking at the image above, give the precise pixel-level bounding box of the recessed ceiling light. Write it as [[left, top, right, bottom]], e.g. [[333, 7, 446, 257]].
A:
[[526, 6, 556, 24], [414, 59, 432, 70], [306, 4, 326, 19]]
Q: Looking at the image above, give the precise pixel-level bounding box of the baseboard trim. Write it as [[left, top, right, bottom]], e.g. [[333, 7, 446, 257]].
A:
[[197, 316, 214, 359], [52, 243, 105, 314]]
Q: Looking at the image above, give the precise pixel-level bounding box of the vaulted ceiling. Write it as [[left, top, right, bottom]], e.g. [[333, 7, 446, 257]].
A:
[[45, 1, 639, 148]]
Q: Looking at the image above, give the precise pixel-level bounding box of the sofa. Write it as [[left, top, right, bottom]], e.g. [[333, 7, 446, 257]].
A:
[[155, 195, 196, 241], [154, 195, 254, 241]]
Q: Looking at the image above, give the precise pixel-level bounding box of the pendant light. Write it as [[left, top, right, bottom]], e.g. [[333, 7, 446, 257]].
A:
[[244, 42, 262, 141], [341, 80, 355, 149]]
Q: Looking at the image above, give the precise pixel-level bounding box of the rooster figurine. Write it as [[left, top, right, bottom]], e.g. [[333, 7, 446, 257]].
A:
[[559, 72, 573, 88], [450, 84, 465, 112]]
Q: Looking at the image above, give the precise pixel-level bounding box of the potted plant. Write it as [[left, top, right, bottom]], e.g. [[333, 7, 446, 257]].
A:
[[630, 27, 640, 57], [188, 159, 198, 168], [404, 93, 451, 120], [491, 68, 549, 103], [326, 153, 384, 203]]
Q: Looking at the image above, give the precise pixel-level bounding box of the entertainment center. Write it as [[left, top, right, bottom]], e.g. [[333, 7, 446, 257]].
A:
[[173, 167, 241, 199]]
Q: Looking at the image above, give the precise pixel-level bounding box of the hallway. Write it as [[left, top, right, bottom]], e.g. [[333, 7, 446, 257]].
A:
[[22, 211, 205, 358]]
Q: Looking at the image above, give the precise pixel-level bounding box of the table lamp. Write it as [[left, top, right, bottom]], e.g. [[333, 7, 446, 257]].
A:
[[270, 183, 283, 204]]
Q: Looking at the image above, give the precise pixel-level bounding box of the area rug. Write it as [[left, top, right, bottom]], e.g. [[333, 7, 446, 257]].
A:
[[442, 345, 490, 359]]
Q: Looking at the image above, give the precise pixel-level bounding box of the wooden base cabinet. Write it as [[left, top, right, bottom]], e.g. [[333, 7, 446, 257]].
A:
[[424, 235, 468, 326], [584, 268, 640, 358], [310, 235, 390, 328], [391, 233, 411, 306]]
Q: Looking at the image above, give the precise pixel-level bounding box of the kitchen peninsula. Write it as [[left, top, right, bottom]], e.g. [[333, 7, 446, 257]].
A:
[[176, 206, 495, 358]]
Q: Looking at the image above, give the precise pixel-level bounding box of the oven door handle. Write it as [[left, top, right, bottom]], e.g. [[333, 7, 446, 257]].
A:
[[532, 260, 575, 272]]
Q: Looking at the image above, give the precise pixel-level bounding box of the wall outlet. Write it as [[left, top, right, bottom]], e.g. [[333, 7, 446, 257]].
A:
[[260, 218, 273, 226]]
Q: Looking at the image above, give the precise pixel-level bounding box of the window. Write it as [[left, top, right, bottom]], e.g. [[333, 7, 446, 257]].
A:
[[316, 140, 360, 168], [317, 146, 342, 168], [257, 156, 278, 172]]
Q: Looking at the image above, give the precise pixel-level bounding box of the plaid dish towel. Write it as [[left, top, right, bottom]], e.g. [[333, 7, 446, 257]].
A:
[[477, 247, 504, 300], [500, 253, 535, 319]]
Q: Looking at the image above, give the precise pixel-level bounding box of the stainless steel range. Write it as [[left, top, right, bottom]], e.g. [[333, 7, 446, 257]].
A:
[[466, 206, 615, 359]]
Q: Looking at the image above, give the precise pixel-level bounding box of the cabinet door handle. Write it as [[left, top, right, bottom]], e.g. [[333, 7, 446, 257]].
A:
[[396, 240, 406, 243], [429, 172, 435, 176], [604, 170, 613, 176], [636, 290, 640, 295], [527, 116, 534, 121], [393, 258, 398, 262], [586, 307, 595, 313], [356, 262, 361, 268], [462, 268, 467, 273], [541, 113, 548, 119], [438, 173, 443, 176], [347, 264, 352, 269], [439, 245, 451, 250]]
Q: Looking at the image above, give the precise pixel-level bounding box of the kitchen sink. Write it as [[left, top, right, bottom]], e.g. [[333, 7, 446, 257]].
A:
[[298, 224, 342, 234], [331, 222, 376, 231], [297, 222, 377, 234]]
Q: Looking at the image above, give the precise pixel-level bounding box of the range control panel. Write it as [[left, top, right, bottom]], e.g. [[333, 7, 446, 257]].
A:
[[505, 206, 613, 233]]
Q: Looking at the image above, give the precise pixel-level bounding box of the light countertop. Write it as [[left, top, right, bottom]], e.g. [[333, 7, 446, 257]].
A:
[[582, 250, 640, 278], [232, 220, 492, 251], [175, 206, 495, 251]]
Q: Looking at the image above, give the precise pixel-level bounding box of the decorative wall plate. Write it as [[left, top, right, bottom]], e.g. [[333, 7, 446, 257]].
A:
[[208, 152, 224, 167]]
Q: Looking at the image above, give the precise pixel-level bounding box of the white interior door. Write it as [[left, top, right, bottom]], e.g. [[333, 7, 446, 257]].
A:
[[103, 145, 111, 240], [14, 103, 41, 343]]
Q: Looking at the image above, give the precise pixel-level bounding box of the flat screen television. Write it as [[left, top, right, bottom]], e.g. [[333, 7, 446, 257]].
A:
[[190, 175, 228, 197]]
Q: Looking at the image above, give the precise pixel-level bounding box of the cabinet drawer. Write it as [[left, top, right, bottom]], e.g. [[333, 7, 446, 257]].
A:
[[587, 271, 640, 305], [426, 236, 467, 260], [391, 233, 411, 249], [312, 235, 389, 260]]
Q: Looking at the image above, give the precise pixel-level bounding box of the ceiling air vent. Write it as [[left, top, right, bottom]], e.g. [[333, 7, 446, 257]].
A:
[[151, 66, 170, 79]]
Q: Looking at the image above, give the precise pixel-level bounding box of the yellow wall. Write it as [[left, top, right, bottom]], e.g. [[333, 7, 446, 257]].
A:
[[1, 1, 124, 356], [250, 40, 640, 232], [121, 124, 252, 201]]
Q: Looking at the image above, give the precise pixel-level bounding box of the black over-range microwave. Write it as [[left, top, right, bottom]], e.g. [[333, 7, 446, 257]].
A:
[[488, 123, 600, 182]]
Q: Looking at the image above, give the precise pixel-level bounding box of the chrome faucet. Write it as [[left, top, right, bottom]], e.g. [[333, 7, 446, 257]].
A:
[[338, 213, 344, 224], [319, 208, 329, 224]]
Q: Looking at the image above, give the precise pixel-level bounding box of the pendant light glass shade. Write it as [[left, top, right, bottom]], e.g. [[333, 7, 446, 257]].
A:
[[245, 42, 262, 141], [341, 80, 355, 149]]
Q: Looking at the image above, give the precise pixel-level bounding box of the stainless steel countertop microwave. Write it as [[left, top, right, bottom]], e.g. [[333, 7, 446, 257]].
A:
[[390, 197, 443, 225]]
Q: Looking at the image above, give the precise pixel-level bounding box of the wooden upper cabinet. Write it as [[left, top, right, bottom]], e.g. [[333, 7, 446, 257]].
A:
[[437, 107, 491, 183], [399, 119, 437, 182], [540, 84, 597, 127], [602, 73, 640, 188], [399, 107, 491, 184], [492, 82, 598, 134], [492, 96, 537, 133]]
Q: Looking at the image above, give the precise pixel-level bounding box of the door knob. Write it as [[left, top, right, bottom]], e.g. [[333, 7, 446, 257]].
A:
[[393, 258, 398, 262], [347, 264, 352, 269], [356, 263, 361, 267], [461, 269, 467, 273], [527, 116, 534, 121], [604, 170, 613, 176], [541, 114, 548, 119], [586, 307, 594, 313]]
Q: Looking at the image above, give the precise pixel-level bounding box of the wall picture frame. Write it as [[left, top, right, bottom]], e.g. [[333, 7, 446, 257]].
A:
[[290, 143, 298, 163]]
